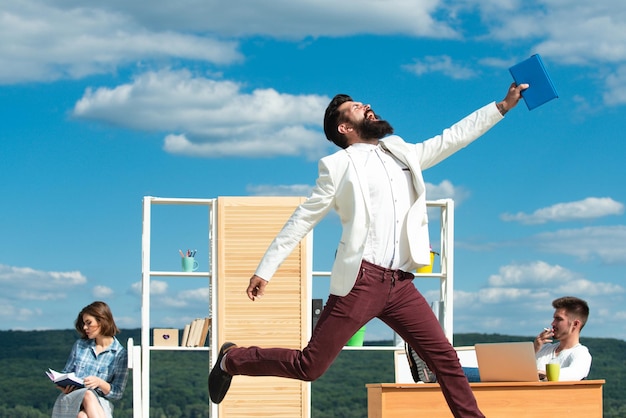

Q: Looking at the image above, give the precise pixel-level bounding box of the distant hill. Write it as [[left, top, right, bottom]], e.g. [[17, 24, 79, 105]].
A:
[[0, 330, 624, 417]]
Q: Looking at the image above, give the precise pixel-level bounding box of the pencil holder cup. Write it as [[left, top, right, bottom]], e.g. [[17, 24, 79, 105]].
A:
[[182, 257, 199, 272]]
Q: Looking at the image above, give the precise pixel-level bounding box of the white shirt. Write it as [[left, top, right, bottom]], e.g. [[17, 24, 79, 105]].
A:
[[349, 143, 416, 271], [536, 343, 592, 381]]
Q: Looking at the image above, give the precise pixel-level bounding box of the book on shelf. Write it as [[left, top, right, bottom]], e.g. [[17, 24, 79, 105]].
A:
[[46, 369, 84, 388], [198, 317, 211, 347], [181, 323, 191, 347], [182, 317, 211, 347], [509, 53, 559, 110]]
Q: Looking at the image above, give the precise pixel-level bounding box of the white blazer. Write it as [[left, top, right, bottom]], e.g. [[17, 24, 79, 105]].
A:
[[255, 102, 503, 296]]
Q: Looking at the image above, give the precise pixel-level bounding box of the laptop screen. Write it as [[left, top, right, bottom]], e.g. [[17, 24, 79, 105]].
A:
[[475, 341, 539, 382]]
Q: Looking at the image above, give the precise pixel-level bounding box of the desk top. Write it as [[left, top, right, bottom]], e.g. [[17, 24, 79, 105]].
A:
[[367, 379, 605, 389]]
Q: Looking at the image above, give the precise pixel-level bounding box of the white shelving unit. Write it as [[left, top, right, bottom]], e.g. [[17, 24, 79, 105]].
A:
[[136, 196, 454, 416], [423, 198, 455, 342], [139, 196, 218, 417]]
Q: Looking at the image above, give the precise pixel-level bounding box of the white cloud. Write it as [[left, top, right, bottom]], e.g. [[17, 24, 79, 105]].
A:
[[456, 0, 626, 106], [0, 300, 41, 323], [247, 184, 314, 197], [0, 0, 242, 84], [0, 264, 88, 327], [93, 285, 114, 299], [0, 0, 461, 85], [153, 286, 210, 309], [555, 279, 624, 296], [3, 0, 626, 109], [501, 197, 624, 224], [464, 1, 626, 65], [426, 180, 470, 205], [73, 69, 332, 159], [532, 2, 626, 66], [534, 225, 626, 263], [487, 261, 575, 287], [403, 55, 478, 80], [59, 0, 459, 39], [451, 260, 625, 338], [244, 179, 468, 203], [603, 65, 626, 106], [0, 264, 87, 296], [131, 279, 168, 295], [178, 287, 210, 302]]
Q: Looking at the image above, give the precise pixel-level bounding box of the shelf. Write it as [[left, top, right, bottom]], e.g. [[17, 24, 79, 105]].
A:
[[414, 273, 445, 279], [149, 271, 211, 278], [149, 346, 210, 352]]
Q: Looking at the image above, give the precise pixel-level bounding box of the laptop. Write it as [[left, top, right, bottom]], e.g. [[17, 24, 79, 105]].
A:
[[474, 341, 539, 382]]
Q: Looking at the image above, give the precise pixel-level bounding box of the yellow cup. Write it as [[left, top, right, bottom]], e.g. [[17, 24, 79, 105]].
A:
[[416, 251, 436, 274], [546, 363, 560, 381]]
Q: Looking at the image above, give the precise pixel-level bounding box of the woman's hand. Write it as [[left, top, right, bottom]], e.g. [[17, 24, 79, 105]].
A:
[[58, 385, 77, 394], [83, 376, 103, 390]]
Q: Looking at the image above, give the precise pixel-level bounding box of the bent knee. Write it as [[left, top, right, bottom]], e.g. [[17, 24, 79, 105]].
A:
[[300, 367, 326, 382], [83, 389, 99, 403]]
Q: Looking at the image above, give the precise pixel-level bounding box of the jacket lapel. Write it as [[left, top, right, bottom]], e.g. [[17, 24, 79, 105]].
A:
[[345, 147, 372, 219]]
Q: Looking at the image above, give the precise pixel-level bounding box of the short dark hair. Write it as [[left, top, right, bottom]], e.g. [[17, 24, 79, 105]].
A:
[[323, 94, 352, 149], [75, 301, 120, 338], [553, 296, 590, 330]]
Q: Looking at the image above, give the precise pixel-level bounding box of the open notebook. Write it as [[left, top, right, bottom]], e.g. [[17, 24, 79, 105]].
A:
[[475, 341, 539, 382]]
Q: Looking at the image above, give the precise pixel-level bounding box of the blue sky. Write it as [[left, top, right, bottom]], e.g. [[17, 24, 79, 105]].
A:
[[1, 0, 625, 343]]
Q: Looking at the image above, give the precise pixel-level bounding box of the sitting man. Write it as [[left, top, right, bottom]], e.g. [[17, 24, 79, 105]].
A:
[[407, 296, 592, 383], [534, 296, 592, 381]]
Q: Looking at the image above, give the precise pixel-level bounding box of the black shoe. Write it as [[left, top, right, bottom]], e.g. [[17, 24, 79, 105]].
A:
[[405, 342, 437, 383], [415, 356, 437, 383], [209, 342, 237, 404]]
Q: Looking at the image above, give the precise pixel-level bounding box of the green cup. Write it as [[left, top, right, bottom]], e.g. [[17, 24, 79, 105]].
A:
[[546, 363, 560, 381], [346, 326, 366, 347], [181, 256, 199, 272]]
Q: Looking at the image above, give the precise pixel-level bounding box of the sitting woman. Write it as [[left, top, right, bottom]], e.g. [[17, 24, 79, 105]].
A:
[[52, 301, 128, 418]]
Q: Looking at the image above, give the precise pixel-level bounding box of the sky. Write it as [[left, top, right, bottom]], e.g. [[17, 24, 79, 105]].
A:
[[1, 0, 626, 344]]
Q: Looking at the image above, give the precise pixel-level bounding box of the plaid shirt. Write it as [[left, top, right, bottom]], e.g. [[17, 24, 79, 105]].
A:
[[62, 337, 128, 400]]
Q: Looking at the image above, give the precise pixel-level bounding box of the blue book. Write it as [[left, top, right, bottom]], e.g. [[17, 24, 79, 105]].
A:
[[509, 54, 559, 110]]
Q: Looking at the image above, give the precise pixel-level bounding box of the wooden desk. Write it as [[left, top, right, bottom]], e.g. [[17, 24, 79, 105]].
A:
[[367, 380, 605, 418]]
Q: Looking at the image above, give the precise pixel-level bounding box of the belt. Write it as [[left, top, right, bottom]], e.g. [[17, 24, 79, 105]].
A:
[[361, 260, 415, 281]]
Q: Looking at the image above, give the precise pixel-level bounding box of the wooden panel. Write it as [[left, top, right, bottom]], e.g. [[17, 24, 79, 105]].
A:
[[367, 381, 604, 418], [216, 196, 310, 418]]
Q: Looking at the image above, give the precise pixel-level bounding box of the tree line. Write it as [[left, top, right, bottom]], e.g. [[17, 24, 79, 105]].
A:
[[0, 329, 623, 417]]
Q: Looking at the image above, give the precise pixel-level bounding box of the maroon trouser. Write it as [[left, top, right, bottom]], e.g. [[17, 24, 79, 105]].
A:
[[224, 260, 484, 418]]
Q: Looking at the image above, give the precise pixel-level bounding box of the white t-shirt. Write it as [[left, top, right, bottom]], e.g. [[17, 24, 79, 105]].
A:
[[535, 343, 592, 381]]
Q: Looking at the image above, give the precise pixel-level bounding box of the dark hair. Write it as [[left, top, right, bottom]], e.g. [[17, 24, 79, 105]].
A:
[[75, 301, 120, 338], [552, 296, 590, 330], [323, 94, 352, 149]]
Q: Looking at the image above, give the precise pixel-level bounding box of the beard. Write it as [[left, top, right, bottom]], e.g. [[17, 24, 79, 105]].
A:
[[355, 116, 394, 140]]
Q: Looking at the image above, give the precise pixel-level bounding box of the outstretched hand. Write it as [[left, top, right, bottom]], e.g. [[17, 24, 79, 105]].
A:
[[246, 275, 268, 301], [497, 82, 529, 115]]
